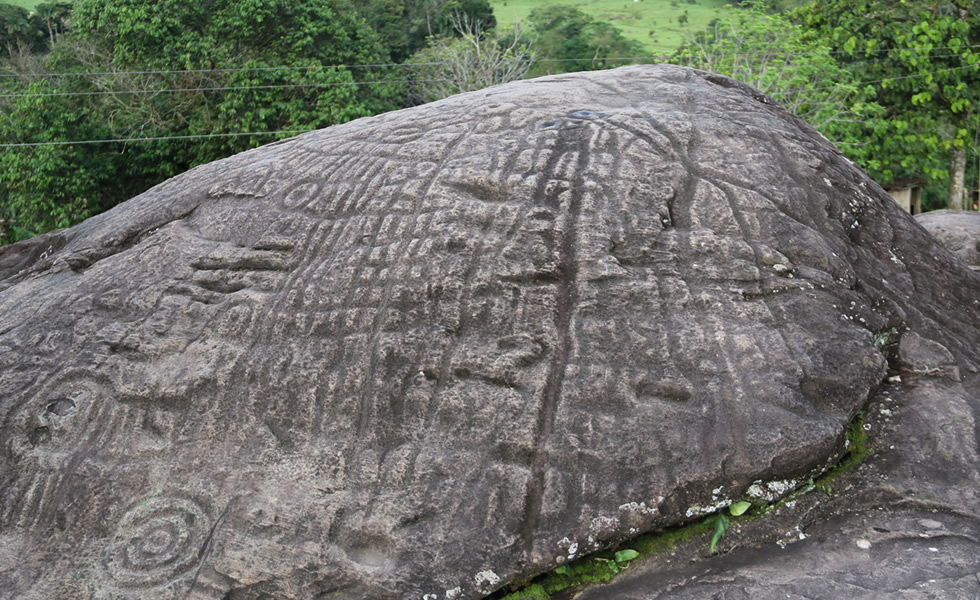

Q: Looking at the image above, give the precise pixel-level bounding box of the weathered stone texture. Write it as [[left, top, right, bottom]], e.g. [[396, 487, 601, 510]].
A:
[[1, 65, 978, 599], [915, 208, 980, 269]]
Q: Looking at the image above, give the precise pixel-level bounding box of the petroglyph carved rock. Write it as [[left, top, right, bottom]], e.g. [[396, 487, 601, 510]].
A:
[[102, 495, 215, 590], [2, 65, 978, 599]]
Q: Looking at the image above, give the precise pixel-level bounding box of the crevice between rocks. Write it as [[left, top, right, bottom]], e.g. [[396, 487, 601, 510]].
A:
[[490, 382, 888, 600]]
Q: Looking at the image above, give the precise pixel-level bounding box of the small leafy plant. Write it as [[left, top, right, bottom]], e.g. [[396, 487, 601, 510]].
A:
[[706, 500, 753, 553], [706, 513, 729, 553]]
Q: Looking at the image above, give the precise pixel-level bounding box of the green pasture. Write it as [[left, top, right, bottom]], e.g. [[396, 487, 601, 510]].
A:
[[490, 0, 731, 53], [5, 0, 40, 9]]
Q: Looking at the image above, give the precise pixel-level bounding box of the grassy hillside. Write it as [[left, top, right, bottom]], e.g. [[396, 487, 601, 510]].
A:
[[490, 0, 731, 54], [5, 0, 40, 9]]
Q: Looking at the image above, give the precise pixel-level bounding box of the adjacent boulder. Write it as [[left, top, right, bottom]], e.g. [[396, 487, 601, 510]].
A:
[[1, 65, 978, 600], [915, 209, 980, 270]]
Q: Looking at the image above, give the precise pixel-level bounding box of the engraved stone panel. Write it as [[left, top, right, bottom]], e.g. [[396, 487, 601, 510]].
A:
[[1, 65, 977, 599]]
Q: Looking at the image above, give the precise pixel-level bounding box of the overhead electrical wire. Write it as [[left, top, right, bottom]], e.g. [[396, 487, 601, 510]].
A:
[[0, 129, 315, 148], [2, 56, 977, 101], [1, 57, 977, 148], [1, 44, 977, 80], [0, 77, 433, 99]]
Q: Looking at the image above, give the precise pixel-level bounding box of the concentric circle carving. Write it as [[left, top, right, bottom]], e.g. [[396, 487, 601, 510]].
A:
[[103, 495, 211, 588]]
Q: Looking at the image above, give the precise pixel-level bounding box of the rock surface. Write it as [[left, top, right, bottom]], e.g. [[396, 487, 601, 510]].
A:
[[1, 65, 978, 600], [915, 208, 980, 270]]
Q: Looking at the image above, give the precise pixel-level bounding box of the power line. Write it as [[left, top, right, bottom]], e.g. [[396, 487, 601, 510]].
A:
[[2, 44, 978, 80], [0, 129, 313, 148], [2, 57, 975, 102], [806, 60, 980, 92], [0, 61, 444, 79], [0, 56, 669, 82], [1, 58, 977, 148], [0, 77, 440, 99]]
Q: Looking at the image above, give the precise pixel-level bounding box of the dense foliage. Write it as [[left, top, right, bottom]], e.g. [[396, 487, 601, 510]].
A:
[[358, 0, 495, 63], [795, 0, 979, 209], [670, 3, 861, 133], [1, 0, 404, 243], [0, 2, 70, 56], [525, 6, 645, 76], [672, 0, 978, 210]]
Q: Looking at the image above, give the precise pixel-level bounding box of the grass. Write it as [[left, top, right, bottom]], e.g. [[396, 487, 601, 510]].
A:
[[5, 0, 41, 9], [489, 0, 732, 53]]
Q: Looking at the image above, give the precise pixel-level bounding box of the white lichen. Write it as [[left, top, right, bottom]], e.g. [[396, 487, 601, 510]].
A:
[[618, 501, 658, 516], [473, 570, 500, 592], [590, 515, 618, 534], [766, 479, 797, 496], [685, 498, 731, 519], [746, 478, 799, 503]]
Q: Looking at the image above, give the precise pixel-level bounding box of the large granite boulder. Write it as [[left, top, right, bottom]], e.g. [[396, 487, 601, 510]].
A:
[[915, 208, 980, 270], [1, 65, 977, 600]]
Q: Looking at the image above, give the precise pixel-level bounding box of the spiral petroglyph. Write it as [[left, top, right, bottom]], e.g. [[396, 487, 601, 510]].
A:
[[102, 495, 212, 589]]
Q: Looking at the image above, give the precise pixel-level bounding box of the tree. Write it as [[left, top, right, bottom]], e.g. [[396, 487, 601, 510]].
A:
[[33, 2, 72, 45], [0, 3, 46, 57], [0, 78, 120, 243], [526, 6, 645, 76], [670, 2, 863, 133], [796, 0, 980, 210], [404, 15, 533, 104], [355, 0, 496, 63], [0, 0, 404, 245]]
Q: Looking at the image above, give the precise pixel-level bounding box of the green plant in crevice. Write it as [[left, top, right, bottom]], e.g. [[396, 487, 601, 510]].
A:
[[842, 410, 869, 467], [614, 549, 639, 563], [729, 501, 752, 516], [705, 500, 752, 554], [706, 512, 729, 554], [495, 545, 643, 599]]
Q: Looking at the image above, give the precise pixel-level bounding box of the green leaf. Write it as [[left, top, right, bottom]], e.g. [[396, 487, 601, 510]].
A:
[[729, 501, 752, 516], [614, 549, 640, 563], [708, 513, 730, 554]]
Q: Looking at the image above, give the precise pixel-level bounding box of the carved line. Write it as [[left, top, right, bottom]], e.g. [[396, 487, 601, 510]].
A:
[[518, 123, 592, 556]]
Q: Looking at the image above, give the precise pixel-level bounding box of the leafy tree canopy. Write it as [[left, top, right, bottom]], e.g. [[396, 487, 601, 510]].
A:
[[526, 6, 645, 76], [0, 2, 48, 57], [796, 0, 980, 208], [355, 0, 496, 63], [0, 0, 403, 245], [671, 1, 861, 133]]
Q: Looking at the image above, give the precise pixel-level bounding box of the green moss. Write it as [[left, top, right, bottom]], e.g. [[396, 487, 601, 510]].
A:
[[843, 411, 870, 465], [494, 520, 715, 600], [811, 410, 870, 495], [493, 550, 630, 599], [633, 519, 713, 555], [501, 584, 549, 599]]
